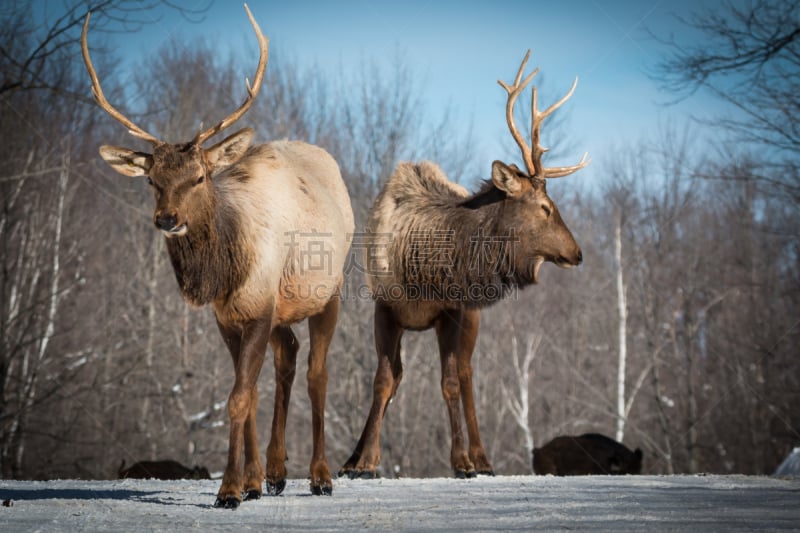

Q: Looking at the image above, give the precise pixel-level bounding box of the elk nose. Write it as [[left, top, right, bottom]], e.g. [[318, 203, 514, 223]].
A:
[[576, 249, 583, 265], [155, 213, 178, 231]]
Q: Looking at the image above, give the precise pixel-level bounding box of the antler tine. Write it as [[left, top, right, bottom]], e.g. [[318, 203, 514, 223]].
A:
[[194, 3, 269, 146], [542, 152, 591, 178], [534, 76, 589, 178], [81, 13, 161, 145], [500, 51, 589, 179], [498, 50, 540, 175]]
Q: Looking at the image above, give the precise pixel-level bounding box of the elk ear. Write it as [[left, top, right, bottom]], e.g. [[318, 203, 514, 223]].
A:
[[99, 146, 152, 177], [205, 127, 254, 169], [491, 160, 524, 197]]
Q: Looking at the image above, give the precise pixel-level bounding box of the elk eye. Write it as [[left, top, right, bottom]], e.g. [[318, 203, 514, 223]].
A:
[[541, 204, 552, 217], [195, 175, 204, 186]]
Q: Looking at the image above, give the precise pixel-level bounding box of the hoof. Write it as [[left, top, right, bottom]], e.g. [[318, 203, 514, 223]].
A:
[[266, 478, 286, 496], [454, 469, 477, 479], [243, 489, 261, 501], [213, 496, 241, 509], [477, 469, 495, 477], [311, 483, 333, 496]]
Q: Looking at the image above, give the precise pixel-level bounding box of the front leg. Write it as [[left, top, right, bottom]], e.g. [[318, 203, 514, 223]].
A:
[[242, 383, 265, 499], [214, 316, 271, 509], [455, 309, 493, 475], [436, 309, 475, 478]]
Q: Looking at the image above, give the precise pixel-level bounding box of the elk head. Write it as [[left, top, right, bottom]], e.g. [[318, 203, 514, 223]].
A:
[[81, 4, 268, 237], [494, 50, 589, 283]]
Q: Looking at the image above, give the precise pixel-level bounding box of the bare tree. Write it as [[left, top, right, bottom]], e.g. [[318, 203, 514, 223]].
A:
[[613, 207, 628, 442], [501, 332, 542, 472], [653, 0, 800, 200], [0, 142, 87, 477], [652, 9, 800, 465], [0, 1, 211, 97]]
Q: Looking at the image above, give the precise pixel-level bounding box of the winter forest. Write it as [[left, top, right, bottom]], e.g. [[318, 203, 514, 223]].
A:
[[1, 0, 798, 482]]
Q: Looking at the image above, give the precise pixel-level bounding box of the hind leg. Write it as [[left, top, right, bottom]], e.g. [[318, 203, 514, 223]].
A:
[[339, 301, 404, 478], [306, 295, 339, 495], [265, 325, 299, 495]]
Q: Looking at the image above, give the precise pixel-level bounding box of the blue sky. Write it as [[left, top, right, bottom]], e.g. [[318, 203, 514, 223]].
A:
[[72, 0, 732, 186]]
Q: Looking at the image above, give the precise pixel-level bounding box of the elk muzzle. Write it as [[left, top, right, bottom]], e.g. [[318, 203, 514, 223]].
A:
[[154, 211, 187, 237], [555, 247, 582, 268]]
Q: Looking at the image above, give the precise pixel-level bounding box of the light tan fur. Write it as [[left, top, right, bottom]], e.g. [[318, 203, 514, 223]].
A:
[[213, 141, 354, 327], [82, 4, 355, 506]]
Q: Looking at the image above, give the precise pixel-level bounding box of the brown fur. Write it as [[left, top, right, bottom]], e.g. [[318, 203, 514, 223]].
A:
[[368, 163, 528, 309], [533, 434, 643, 476], [340, 160, 581, 478], [164, 187, 250, 306], [118, 460, 211, 480]]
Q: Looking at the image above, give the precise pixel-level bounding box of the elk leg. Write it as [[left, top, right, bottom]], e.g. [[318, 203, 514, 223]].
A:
[[436, 309, 475, 478], [215, 317, 271, 509], [216, 320, 264, 502], [265, 325, 299, 496], [455, 308, 493, 475], [242, 383, 265, 498], [339, 300, 403, 478], [306, 295, 339, 495]]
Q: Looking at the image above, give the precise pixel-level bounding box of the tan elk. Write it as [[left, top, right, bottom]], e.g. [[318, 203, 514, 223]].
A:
[[339, 51, 588, 479], [82, 5, 354, 507]]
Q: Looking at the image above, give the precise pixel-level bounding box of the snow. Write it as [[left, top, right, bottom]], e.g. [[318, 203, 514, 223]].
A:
[[1, 475, 798, 531], [774, 447, 800, 477]]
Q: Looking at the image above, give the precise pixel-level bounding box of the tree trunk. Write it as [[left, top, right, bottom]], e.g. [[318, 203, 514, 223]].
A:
[[615, 209, 627, 442]]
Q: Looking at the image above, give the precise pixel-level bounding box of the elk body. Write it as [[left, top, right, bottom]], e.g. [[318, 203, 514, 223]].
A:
[[340, 51, 588, 479], [533, 434, 643, 476], [82, 6, 354, 507], [118, 460, 211, 480]]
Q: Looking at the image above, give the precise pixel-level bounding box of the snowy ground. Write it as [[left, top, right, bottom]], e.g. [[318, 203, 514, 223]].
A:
[[1, 475, 798, 531]]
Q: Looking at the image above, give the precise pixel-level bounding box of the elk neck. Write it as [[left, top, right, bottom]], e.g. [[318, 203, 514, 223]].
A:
[[459, 184, 528, 300], [164, 186, 252, 307], [402, 182, 523, 308]]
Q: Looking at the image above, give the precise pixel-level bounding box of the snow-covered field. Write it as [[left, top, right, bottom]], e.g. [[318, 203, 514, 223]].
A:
[[1, 475, 797, 531]]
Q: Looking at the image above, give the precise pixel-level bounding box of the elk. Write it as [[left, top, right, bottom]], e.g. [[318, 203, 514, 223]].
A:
[[82, 5, 354, 507], [118, 460, 212, 480], [533, 434, 643, 476], [339, 51, 588, 479]]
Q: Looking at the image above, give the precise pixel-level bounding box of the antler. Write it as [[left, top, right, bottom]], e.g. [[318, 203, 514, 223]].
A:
[[81, 13, 161, 144], [498, 50, 590, 178], [193, 3, 269, 146]]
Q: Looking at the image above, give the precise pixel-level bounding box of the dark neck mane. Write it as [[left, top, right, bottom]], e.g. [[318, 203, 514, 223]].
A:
[[164, 195, 249, 306], [402, 181, 530, 308], [459, 180, 506, 210]]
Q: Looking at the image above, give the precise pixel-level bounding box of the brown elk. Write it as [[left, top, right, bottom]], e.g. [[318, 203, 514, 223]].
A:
[[118, 460, 212, 480], [82, 5, 354, 507], [339, 51, 588, 479], [533, 434, 643, 476]]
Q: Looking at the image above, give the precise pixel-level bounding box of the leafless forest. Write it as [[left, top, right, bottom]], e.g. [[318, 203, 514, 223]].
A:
[[1, 1, 798, 480]]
